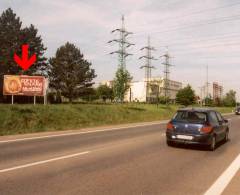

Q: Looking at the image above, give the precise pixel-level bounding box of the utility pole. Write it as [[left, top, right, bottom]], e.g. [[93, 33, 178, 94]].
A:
[[139, 36, 157, 103], [206, 65, 209, 99], [204, 65, 210, 105], [108, 15, 134, 70], [160, 47, 173, 103], [199, 86, 204, 106]]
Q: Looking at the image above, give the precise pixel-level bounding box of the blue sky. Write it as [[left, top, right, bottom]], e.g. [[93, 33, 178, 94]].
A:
[[1, 0, 240, 99]]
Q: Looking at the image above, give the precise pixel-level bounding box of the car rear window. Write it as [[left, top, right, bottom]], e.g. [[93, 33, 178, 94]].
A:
[[173, 111, 207, 123]]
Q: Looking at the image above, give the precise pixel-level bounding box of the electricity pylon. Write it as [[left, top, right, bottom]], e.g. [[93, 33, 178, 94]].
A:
[[108, 15, 134, 70], [206, 65, 210, 99], [139, 36, 157, 103], [160, 47, 173, 102]]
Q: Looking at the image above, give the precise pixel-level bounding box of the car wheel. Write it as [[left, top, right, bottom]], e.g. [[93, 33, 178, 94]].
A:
[[209, 136, 216, 151], [167, 140, 174, 147]]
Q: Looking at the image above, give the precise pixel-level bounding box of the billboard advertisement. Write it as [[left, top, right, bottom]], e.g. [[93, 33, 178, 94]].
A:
[[3, 75, 46, 96]]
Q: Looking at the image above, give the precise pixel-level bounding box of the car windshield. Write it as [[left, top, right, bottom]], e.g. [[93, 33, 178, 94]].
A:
[[173, 111, 207, 123]]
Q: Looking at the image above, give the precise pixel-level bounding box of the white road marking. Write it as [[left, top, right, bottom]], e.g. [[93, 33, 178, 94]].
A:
[[0, 121, 168, 144], [204, 153, 240, 195], [0, 151, 90, 174]]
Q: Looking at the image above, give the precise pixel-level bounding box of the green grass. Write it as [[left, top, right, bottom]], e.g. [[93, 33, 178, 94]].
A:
[[0, 103, 234, 136]]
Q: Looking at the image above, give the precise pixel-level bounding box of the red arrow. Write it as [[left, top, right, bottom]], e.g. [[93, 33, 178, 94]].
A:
[[14, 44, 36, 71]]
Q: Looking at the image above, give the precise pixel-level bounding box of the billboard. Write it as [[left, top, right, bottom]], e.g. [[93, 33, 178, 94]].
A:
[[3, 75, 46, 96]]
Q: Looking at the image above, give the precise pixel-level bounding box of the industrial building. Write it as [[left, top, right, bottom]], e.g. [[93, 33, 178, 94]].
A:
[[124, 77, 182, 102]]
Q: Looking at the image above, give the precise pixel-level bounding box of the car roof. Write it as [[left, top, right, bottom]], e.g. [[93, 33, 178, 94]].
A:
[[177, 107, 216, 112]]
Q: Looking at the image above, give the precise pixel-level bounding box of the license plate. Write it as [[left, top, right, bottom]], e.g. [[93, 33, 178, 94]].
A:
[[176, 135, 193, 140]]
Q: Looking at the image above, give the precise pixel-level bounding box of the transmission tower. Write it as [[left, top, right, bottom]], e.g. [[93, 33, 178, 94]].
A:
[[160, 48, 173, 101], [199, 86, 205, 106], [206, 65, 210, 99], [108, 15, 134, 70], [139, 36, 157, 103]]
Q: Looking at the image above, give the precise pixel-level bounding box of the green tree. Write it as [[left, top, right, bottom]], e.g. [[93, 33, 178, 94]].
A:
[[158, 96, 170, 104], [97, 84, 113, 102], [0, 8, 47, 101], [213, 97, 223, 107], [0, 8, 47, 75], [176, 85, 196, 106], [204, 96, 213, 106], [113, 67, 132, 103], [223, 90, 236, 107], [80, 88, 98, 102], [49, 42, 96, 103]]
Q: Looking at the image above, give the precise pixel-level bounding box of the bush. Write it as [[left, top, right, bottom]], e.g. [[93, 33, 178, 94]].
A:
[[176, 85, 196, 106]]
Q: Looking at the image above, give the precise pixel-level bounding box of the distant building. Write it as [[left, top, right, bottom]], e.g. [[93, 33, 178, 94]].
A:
[[212, 82, 223, 101], [99, 80, 114, 88], [125, 77, 182, 102], [198, 82, 224, 105]]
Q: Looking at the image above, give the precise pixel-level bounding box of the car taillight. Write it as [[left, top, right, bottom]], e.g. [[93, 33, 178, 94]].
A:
[[201, 125, 213, 133], [167, 122, 174, 131]]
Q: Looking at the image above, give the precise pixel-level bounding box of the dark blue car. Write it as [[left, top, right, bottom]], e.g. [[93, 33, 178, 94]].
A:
[[166, 108, 229, 150]]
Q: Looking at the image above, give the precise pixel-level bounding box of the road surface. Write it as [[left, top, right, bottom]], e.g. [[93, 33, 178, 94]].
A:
[[0, 114, 239, 195]]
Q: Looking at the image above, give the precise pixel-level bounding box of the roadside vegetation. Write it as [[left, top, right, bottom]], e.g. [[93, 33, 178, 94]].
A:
[[0, 8, 237, 136], [0, 103, 234, 136]]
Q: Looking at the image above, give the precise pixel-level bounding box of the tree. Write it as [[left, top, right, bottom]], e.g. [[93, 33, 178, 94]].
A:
[[223, 90, 236, 107], [49, 42, 96, 103], [0, 8, 47, 102], [0, 8, 21, 78], [204, 96, 213, 106], [97, 84, 113, 102], [158, 96, 170, 104], [20, 24, 47, 75], [0, 8, 47, 75], [176, 85, 196, 106], [113, 67, 132, 103], [213, 97, 223, 107]]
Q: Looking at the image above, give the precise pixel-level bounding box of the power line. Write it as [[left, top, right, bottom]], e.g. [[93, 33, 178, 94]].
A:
[[79, 39, 240, 66], [85, 7, 240, 68], [92, 12, 240, 49], [88, 14, 240, 51], [156, 1, 240, 22], [108, 15, 134, 70], [173, 53, 240, 59], [156, 33, 240, 48], [127, 1, 240, 35], [135, 13, 240, 36], [83, 31, 240, 53], [171, 41, 240, 54]]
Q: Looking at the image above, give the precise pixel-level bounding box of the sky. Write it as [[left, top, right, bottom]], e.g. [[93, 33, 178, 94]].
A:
[[0, 0, 240, 100]]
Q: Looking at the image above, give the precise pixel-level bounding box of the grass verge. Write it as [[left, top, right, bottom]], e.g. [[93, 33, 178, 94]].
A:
[[0, 104, 234, 136]]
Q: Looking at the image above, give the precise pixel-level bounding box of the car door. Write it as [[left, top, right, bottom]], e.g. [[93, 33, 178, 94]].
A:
[[208, 111, 222, 142], [216, 111, 227, 140]]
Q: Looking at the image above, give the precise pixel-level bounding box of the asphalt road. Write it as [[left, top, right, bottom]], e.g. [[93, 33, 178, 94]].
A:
[[0, 114, 239, 195]]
